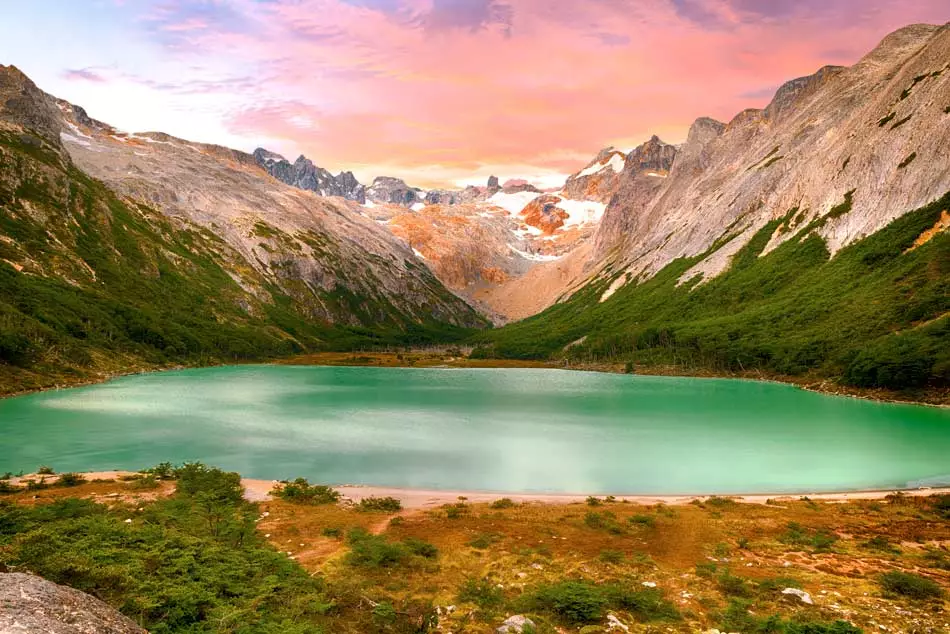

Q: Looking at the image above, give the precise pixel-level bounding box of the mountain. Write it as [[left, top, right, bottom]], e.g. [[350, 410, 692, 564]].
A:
[[253, 149, 366, 203], [0, 64, 484, 393], [475, 23, 950, 397]]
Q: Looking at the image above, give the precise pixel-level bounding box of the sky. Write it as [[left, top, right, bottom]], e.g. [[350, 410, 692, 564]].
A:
[[0, 1, 947, 188]]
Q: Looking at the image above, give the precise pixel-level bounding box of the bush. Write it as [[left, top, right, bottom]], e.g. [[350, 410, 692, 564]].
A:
[[358, 496, 402, 512], [457, 577, 505, 609], [879, 571, 944, 599], [345, 528, 408, 568], [779, 522, 838, 552], [530, 581, 608, 625], [599, 550, 624, 564], [468, 532, 502, 549], [55, 473, 86, 487], [717, 571, 752, 598], [607, 585, 680, 622], [37, 466, 54, 475], [490, 498, 516, 509], [628, 514, 656, 528], [130, 474, 160, 490], [321, 526, 343, 539], [272, 478, 340, 505], [403, 537, 438, 559], [586, 496, 602, 507], [143, 462, 176, 480], [444, 502, 468, 519]]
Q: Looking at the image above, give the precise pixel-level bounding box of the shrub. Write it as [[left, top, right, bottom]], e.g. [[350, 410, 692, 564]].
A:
[[404, 537, 438, 559], [530, 581, 608, 625], [372, 601, 397, 626], [468, 532, 502, 549], [586, 496, 602, 506], [779, 522, 838, 552], [717, 571, 752, 598], [444, 502, 468, 519], [628, 514, 656, 528], [55, 473, 86, 487], [130, 474, 160, 490], [272, 478, 340, 505], [143, 462, 176, 480], [321, 526, 343, 539], [879, 571, 943, 599], [860, 535, 899, 554], [490, 498, 516, 509], [358, 496, 402, 512], [599, 550, 624, 564], [345, 528, 408, 568], [457, 577, 505, 609], [37, 466, 55, 475], [607, 585, 680, 622]]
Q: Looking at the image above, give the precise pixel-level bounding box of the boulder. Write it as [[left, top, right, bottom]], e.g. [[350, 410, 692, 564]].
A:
[[496, 614, 536, 633], [0, 572, 146, 633]]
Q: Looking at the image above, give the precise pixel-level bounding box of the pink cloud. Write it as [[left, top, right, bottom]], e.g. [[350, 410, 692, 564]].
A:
[[142, 0, 950, 186], [62, 68, 108, 83]]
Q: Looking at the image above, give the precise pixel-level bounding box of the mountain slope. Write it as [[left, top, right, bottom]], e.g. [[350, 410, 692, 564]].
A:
[[474, 24, 950, 398], [0, 65, 484, 393]]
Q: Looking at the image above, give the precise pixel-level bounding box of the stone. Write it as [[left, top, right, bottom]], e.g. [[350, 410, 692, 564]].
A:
[[782, 587, 814, 604], [606, 612, 629, 631], [0, 572, 146, 633], [496, 614, 536, 633]]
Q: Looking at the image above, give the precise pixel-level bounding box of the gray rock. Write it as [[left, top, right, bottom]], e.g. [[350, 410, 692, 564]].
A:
[[253, 148, 366, 203], [366, 176, 421, 206], [0, 572, 146, 633], [496, 614, 536, 633]]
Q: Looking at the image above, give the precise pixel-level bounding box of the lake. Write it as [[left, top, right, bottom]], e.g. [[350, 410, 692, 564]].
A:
[[1, 366, 948, 494]]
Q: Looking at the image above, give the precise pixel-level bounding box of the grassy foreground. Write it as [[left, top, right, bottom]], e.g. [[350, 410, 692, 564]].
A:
[[1, 465, 948, 633]]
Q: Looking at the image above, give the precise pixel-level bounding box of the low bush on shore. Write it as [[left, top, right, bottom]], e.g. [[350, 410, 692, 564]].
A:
[[271, 477, 341, 505], [357, 496, 403, 512]]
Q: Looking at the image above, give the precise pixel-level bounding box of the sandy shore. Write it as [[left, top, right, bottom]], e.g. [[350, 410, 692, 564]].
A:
[[11, 471, 947, 510]]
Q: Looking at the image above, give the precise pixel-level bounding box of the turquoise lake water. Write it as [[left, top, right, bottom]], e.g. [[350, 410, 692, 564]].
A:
[[1, 366, 948, 494]]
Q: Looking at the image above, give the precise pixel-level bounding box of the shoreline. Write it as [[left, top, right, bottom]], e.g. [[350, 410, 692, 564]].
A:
[[2, 352, 947, 408], [12, 471, 950, 510]]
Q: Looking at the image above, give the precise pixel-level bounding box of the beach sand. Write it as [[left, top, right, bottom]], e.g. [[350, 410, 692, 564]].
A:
[[10, 471, 948, 509]]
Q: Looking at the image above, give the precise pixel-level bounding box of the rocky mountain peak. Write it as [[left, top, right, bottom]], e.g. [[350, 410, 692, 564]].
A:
[[253, 148, 365, 203], [367, 176, 421, 206], [487, 174, 500, 190], [625, 135, 676, 174], [0, 64, 63, 142], [764, 65, 845, 121]]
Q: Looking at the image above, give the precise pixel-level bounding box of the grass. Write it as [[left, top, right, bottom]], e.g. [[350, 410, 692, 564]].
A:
[[471, 192, 950, 396], [4, 471, 950, 632], [879, 571, 944, 599]]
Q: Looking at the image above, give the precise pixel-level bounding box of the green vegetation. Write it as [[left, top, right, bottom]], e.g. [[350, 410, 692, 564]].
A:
[[271, 478, 341, 505], [523, 580, 679, 626], [457, 577, 505, 609], [878, 571, 944, 599], [779, 522, 838, 552], [472, 193, 950, 394], [357, 496, 403, 512], [0, 465, 338, 633], [719, 600, 862, 633], [489, 497, 516, 509], [0, 131, 480, 395], [344, 527, 437, 568]]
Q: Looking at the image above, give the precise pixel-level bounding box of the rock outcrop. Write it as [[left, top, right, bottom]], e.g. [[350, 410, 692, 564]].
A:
[[0, 572, 146, 634], [253, 148, 366, 203], [366, 176, 422, 207]]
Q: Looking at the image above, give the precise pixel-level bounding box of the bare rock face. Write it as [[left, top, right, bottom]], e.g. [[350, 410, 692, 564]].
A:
[[253, 148, 366, 203], [521, 194, 570, 234], [0, 572, 146, 634], [562, 146, 627, 202], [589, 23, 950, 292], [366, 176, 422, 206]]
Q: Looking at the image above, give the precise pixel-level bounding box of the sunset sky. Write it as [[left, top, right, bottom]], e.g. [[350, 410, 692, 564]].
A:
[[1, 1, 947, 187]]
